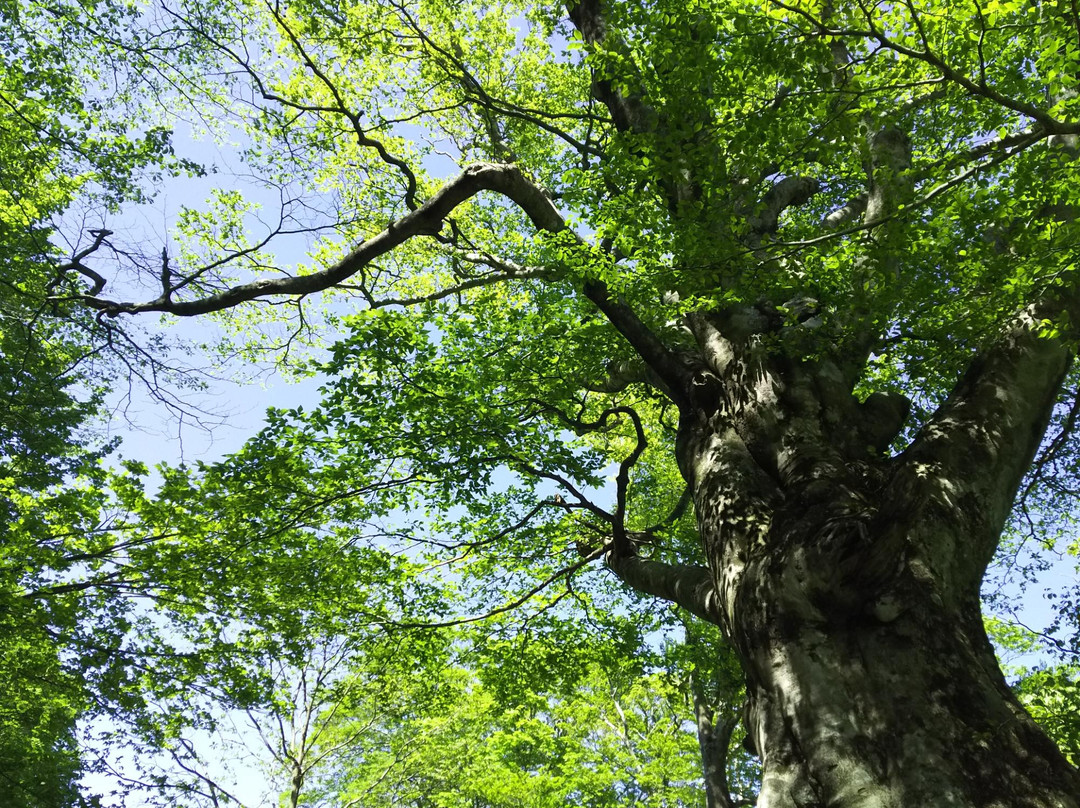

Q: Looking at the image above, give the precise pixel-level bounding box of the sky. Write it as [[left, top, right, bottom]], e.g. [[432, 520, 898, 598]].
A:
[[63, 10, 1080, 803]]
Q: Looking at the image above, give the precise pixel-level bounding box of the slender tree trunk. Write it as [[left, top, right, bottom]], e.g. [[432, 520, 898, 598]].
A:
[[693, 679, 739, 808], [290, 761, 303, 808]]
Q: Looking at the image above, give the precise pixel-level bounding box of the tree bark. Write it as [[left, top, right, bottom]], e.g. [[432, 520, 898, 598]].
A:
[[671, 304, 1080, 808], [692, 678, 740, 808], [708, 509, 1080, 808]]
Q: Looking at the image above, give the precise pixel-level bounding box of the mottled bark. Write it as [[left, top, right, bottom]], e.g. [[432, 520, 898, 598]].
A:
[[596, 303, 1080, 804], [671, 302, 1080, 808]]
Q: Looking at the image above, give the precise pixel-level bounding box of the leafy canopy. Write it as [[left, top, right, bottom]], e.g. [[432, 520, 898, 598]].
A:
[[5, 0, 1080, 802]]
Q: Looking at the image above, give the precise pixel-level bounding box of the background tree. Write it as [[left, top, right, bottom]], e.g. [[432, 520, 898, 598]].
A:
[[121, 619, 755, 808], [0, 0, 207, 798], [8, 0, 1080, 805], [268, 627, 753, 808]]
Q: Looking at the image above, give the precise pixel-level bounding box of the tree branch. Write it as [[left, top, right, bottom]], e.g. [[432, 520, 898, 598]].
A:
[[390, 0, 603, 159], [264, 0, 421, 210], [79, 163, 563, 317], [565, 0, 656, 133], [604, 554, 720, 624], [749, 176, 822, 237], [693, 679, 741, 808], [394, 546, 605, 629], [611, 405, 647, 558], [53, 228, 112, 296], [583, 279, 693, 406], [583, 358, 663, 394], [897, 300, 1075, 592]]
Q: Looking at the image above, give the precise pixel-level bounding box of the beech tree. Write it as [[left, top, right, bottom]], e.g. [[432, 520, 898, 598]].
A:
[[18, 0, 1080, 804]]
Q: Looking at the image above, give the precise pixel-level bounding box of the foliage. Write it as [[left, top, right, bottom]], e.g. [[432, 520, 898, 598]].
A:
[[309, 664, 705, 808], [4, 0, 1080, 802], [1015, 664, 1080, 767], [202, 627, 751, 808], [0, 0, 209, 800]]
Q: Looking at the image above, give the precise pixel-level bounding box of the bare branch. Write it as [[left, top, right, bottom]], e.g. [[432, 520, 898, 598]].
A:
[[53, 228, 112, 295]]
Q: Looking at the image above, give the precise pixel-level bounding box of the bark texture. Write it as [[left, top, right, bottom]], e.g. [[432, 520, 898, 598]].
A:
[[672, 302, 1080, 808]]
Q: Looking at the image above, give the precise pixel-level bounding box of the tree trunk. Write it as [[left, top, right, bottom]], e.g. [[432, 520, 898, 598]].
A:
[[668, 304, 1080, 807], [692, 679, 740, 808], [713, 504, 1080, 808]]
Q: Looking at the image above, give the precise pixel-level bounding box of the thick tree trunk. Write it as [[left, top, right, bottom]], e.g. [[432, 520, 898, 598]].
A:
[[716, 508, 1080, 808], [668, 304, 1080, 807]]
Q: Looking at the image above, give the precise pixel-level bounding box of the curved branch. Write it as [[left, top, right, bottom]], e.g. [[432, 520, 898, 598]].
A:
[[53, 228, 112, 296], [566, 0, 656, 134], [165, 1, 421, 208], [343, 263, 554, 310], [643, 484, 692, 534], [394, 544, 606, 629], [693, 680, 742, 808], [749, 175, 822, 236], [583, 279, 693, 406], [773, 130, 1045, 253], [389, 0, 603, 159], [80, 163, 565, 317], [264, 1, 421, 209]]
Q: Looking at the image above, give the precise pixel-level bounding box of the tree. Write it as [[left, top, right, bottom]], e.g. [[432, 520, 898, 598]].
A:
[[308, 663, 709, 808], [20, 0, 1080, 804], [0, 0, 213, 800], [120, 619, 753, 808], [257, 628, 751, 808]]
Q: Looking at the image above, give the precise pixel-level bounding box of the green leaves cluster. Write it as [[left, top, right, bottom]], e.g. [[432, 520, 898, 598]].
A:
[[271, 627, 741, 808], [7, 0, 1080, 801]]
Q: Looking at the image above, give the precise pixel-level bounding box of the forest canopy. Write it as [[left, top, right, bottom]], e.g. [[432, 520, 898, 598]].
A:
[[2, 0, 1080, 805]]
